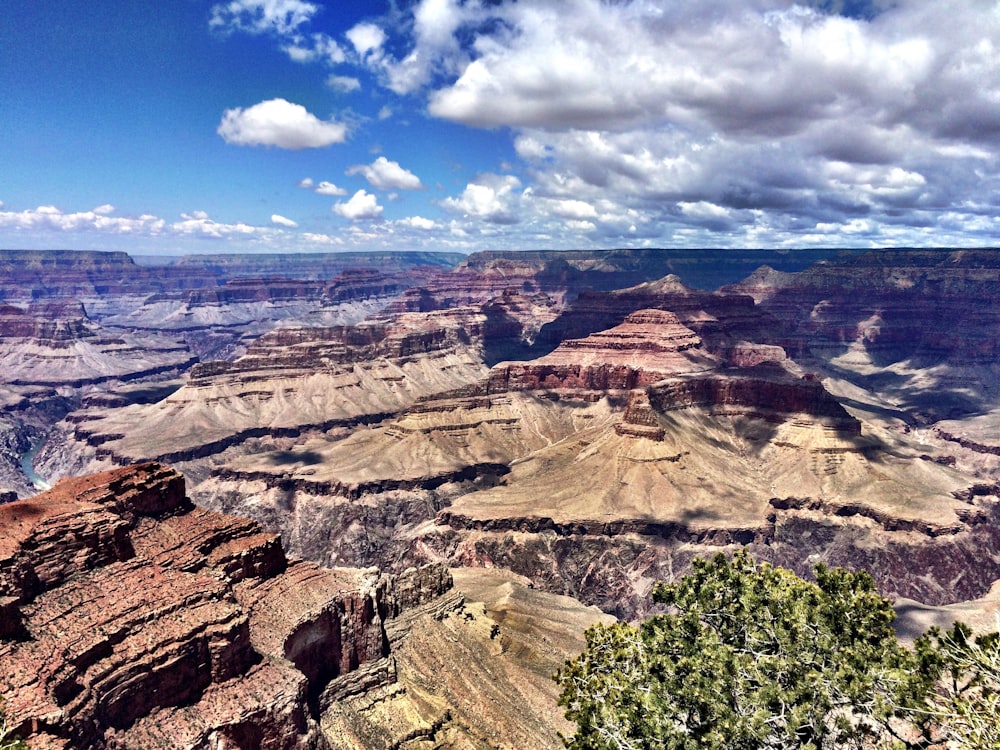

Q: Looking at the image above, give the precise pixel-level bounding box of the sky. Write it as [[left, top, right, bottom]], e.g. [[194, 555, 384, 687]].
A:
[[1, 0, 999, 255]]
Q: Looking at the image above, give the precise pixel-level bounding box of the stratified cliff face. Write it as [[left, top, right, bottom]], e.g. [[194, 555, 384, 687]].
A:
[[190, 283, 999, 618], [0, 301, 195, 388], [0, 250, 218, 302], [724, 249, 1000, 421], [0, 250, 463, 304], [53, 308, 491, 473], [0, 463, 453, 750], [17, 249, 1000, 629]]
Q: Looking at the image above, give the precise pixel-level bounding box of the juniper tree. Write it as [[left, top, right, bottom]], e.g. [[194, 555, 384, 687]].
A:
[[556, 551, 940, 750], [0, 701, 27, 750]]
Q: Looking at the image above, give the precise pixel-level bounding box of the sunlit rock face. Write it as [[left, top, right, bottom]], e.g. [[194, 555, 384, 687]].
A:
[[188, 265, 1000, 620], [724, 249, 1000, 422]]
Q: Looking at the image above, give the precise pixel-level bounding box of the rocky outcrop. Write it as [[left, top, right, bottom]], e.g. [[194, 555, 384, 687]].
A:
[[0, 463, 453, 749], [642, 364, 861, 435], [0, 300, 196, 389], [0, 302, 92, 341], [169, 252, 462, 281], [485, 309, 717, 393], [52, 308, 491, 472], [0, 250, 219, 303]]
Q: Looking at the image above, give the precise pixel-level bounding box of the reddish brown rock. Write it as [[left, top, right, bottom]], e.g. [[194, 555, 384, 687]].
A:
[[0, 464, 453, 749], [486, 309, 717, 393]]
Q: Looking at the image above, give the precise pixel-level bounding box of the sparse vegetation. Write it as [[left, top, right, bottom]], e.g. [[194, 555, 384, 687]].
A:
[[0, 701, 27, 750], [556, 551, 949, 749]]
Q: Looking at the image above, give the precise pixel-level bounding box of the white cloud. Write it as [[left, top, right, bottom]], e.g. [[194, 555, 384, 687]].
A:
[[0, 205, 167, 234], [398, 216, 437, 230], [346, 22, 385, 58], [284, 33, 346, 65], [441, 174, 522, 224], [327, 74, 361, 93], [298, 177, 314, 188], [209, 0, 318, 36], [271, 214, 298, 227], [333, 189, 384, 220], [378, 106, 393, 120], [543, 198, 597, 220], [172, 211, 261, 238], [93, 204, 115, 215], [217, 98, 347, 149], [346, 156, 423, 191], [315, 180, 348, 196]]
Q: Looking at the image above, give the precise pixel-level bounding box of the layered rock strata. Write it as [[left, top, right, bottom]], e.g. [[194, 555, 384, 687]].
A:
[[49, 308, 491, 472], [0, 463, 452, 749], [723, 249, 1000, 421], [0, 302, 195, 387], [0, 250, 462, 304], [191, 299, 994, 618]]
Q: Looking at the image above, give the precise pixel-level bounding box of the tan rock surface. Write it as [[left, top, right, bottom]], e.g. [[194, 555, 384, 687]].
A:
[[321, 567, 614, 750], [59, 309, 490, 469]]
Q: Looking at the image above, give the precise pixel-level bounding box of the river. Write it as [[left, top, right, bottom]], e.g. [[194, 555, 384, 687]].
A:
[[21, 438, 51, 491]]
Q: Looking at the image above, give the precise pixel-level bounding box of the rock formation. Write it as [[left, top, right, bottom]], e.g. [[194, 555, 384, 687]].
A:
[[0, 463, 424, 748], [0, 463, 611, 750], [11, 247, 1000, 626], [0, 301, 195, 388], [189, 286, 999, 618], [723, 249, 1000, 422], [53, 307, 491, 473]]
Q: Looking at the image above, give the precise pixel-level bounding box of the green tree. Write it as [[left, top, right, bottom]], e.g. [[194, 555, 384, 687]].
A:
[[926, 622, 1000, 749], [556, 551, 939, 750]]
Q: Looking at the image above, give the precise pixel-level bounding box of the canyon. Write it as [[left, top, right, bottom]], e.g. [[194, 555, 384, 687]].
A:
[[2, 246, 1000, 747]]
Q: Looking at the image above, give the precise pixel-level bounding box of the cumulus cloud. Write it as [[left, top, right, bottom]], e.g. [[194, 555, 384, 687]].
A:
[[314, 180, 347, 196], [365, 0, 995, 245], [39, 0, 1000, 250], [346, 22, 385, 58], [0, 204, 167, 235], [398, 216, 437, 230], [271, 214, 298, 227], [298, 177, 314, 188], [346, 156, 423, 191], [217, 98, 346, 149], [210, 0, 347, 64], [441, 174, 522, 224], [284, 33, 346, 65], [333, 189, 384, 220]]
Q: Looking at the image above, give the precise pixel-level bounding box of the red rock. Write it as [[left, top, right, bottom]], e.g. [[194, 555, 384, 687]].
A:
[[0, 463, 453, 749]]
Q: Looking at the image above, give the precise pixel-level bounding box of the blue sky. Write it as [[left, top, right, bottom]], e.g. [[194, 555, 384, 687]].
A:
[[2, 0, 1000, 255]]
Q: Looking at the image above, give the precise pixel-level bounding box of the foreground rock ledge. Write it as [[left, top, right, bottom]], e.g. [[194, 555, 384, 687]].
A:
[[0, 463, 455, 750]]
